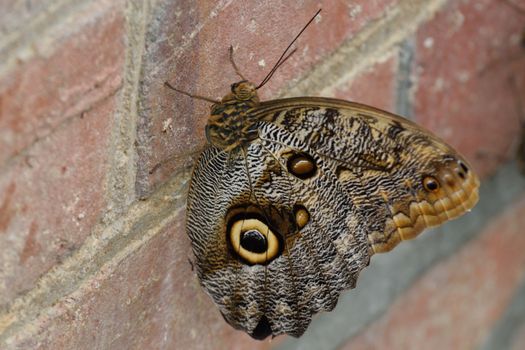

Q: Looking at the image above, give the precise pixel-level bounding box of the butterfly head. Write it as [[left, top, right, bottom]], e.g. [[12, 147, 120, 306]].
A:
[[220, 80, 259, 103], [231, 80, 257, 98]]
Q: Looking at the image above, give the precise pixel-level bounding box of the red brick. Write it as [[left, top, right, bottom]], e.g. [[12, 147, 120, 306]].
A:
[[333, 53, 398, 112], [5, 213, 275, 350], [137, 0, 397, 194], [340, 195, 525, 350], [0, 97, 115, 309], [414, 0, 525, 178], [0, 0, 125, 165]]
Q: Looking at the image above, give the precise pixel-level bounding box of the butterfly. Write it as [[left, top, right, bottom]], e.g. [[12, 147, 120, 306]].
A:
[[167, 9, 480, 340]]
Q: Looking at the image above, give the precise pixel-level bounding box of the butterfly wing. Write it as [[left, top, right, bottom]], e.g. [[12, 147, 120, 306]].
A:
[[186, 97, 479, 339]]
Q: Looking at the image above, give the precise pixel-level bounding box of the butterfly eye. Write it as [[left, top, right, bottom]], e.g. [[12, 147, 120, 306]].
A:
[[287, 153, 317, 179], [294, 205, 310, 229], [230, 82, 240, 92], [229, 218, 281, 264], [422, 176, 440, 192], [230, 80, 247, 92]]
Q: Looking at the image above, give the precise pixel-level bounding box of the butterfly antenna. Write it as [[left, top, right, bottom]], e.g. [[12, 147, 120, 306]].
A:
[[256, 8, 321, 90], [164, 82, 221, 104], [229, 45, 247, 80]]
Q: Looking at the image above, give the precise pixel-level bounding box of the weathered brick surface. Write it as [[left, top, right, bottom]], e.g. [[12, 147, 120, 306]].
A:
[[413, 0, 525, 178], [137, 0, 397, 196], [0, 0, 125, 165], [0, 97, 115, 309], [340, 195, 525, 350], [0, 1, 126, 308], [333, 53, 398, 112], [0, 1, 56, 37]]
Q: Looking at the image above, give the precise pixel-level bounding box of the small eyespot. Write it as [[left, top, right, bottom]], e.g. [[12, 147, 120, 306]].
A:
[[459, 161, 469, 174], [423, 176, 440, 192], [293, 205, 310, 230], [287, 153, 317, 179], [229, 218, 280, 264]]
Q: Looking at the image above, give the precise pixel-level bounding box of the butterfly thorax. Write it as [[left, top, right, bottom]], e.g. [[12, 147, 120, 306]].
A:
[[205, 81, 261, 152]]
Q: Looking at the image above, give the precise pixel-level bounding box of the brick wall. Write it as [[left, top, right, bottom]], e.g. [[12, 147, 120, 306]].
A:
[[0, 0, 524, 349]]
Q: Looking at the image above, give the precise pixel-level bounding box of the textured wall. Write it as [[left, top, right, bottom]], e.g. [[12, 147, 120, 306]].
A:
[[0, 0, 524, 349]]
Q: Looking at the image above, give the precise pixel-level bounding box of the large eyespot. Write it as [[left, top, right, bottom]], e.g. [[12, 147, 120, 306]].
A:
[[422, 176, 440, 192], [229, 218, 281, 265], [287, 153, 317, 179], [293, 205, 310, 230]]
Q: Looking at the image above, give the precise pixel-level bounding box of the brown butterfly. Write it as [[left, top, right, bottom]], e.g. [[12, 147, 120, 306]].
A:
[[167, 9, 480, 340]]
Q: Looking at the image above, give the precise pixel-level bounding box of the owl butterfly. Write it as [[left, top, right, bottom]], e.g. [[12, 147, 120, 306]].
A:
[[170, 9, 480, 340]]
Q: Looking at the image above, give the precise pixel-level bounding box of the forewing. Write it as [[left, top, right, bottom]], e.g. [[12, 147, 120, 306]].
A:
[[254, 97, 480, 253]]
